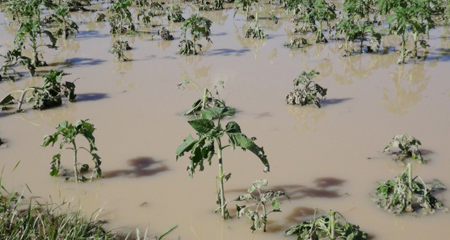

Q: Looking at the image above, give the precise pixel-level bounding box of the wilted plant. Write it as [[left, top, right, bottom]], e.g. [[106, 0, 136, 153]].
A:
[[42, 119, 102, 182], [178, 80, 233, 116], [198, 0, 224, 11], [111, 40, 132, 61], [235, 179, 287, 232], [177, 14, 212, 55], [234, 0, 258, 19], [245, 13, 267, 39], [167, 4, 185, 23], [336, 19, 381, 56], [285, 208, 368, 240], [0, 70, 76, 112], [158, 27, 174, 40], [297, 0, 336, 43], [286, 70, 327, 108], [384, 134, 424, 163], [45, 4, 79, 39], [108, 0, 136, 35], [176, 107, 269, 219], [284, 36, 309, 49], [373, 163, 448, 215], [0, 48, 35, 80]]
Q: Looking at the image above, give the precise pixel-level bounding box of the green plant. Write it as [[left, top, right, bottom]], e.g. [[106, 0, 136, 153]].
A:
[[286, 70, 327, 108], [198, 0, 224, 11], [177, 14, 212, 55], [234, 0, 258, 19], [235, 179, 287, 232], [108, 0, 136, 35], [42, 119, 101, 182], [373, 163, 448, 214], [167, 4, 185, 23], [176, 107, 269, 219], [286, 208, 368, 239], [178, 80, 234, 116], [245, 13, 267, 39], [384, 134, 424, 163], [297, 0, 337, 43], [111, 40, 132, 61], [45, 4, 79, 39], [0, 47, 35, 80], [14, 18, 58, 68], [0, 69, 76, 112]]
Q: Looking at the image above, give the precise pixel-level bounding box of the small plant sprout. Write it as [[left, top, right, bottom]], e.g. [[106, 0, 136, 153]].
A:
[[47, 4, 79, 39], [245, 13, 268, 39], [176, 107, 269, 219], [0, 70, 76, 112], [177, 80, 234, 116], [373, 163, 448, 215], [285, 208, 368, 240], [234, 179, 287, 232], [42, 119, 102, 182], [284, 37, 309, 49], [384, 134, 424, 163], [167, 4, 185, 23], [177, 14, 212, 55], [286, 70, 327, 108]]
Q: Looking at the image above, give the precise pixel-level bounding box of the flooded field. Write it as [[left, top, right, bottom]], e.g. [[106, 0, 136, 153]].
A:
[[1, 1, 450, 239]]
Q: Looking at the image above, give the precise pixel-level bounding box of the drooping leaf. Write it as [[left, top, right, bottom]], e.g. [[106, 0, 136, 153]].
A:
[[188, 119, 215, 134], [176, 134, 198, 159]]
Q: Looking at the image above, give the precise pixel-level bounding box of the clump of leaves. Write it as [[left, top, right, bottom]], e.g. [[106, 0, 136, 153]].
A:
[[167, 4, 185, 23], [286, 70, 327, 108], [0, 47, 35, 80], [111, 40, 132, 61], [245, 13, 267, 39], [198, 0, 224, 11], [384, 134, 424, 163], [178, 80, 233, 116], [0, 69, 76, 112], [373, 163, 448, 215], [108, 0, 136, 35], [158, 27, 174, 40], [176, 107, 269, 219], [285, 208, 368, 240], [177, 14, 212, 55], [42, 119, 102, 182], [234, 0, 258, 19], [235, 179, 287, 232], [46, 5, 79, 39], [296, 0, 336, 43], [95, 13, 106, 22], [284, 37, 309, 49]]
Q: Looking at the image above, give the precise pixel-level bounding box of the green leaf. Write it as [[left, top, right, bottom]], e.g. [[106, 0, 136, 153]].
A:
[[225, 121, 241, 134], [227, 131, 270, 172], [188, 119, 215, 134], [201, 106, 234, 120], [176, 134, 198, 158], [0, 94, 14, 105]]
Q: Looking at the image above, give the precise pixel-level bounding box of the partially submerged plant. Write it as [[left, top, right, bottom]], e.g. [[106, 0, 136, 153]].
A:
[[285, 208, 368, 240], [177, 14, 212, 55], [178, 80, 233, 116], [284, 37, 309, 49], [384, 134, 424, 163], [42, 119, 102, 182], [286, 70, 327, 108], [296, 0, 336, 43], [167, 4, 185, 23], [176, 107, 269, 219], [111, 40, 132, 61], [108, 0, 136, 35], [158, 27, 174, 41], [0, 47, 35, 80], [245, 13, 267, 39], [0, 70, 76, 112], [235, 179, 287, 232], [46, 4, 79, 39], [373, 163, 448, 215]]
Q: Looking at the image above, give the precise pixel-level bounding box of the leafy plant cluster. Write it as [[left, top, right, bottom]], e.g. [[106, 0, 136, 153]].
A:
[[285, 209, 368, 240], [384, 134, 424, 163], [177, 14, 212, 55], [0, 69, 76, 112], [374, 163, 448, 215], [286, 70, 327, 108]]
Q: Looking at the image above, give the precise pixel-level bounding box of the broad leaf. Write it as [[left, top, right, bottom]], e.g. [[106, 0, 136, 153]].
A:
[[176, 134, 198, 158], [188, 119, 215, 134]]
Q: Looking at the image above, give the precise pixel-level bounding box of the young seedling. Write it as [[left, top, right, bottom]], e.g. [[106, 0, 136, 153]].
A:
[[111, 40, 132, 61], [177, 14, 212, 55], [45, 4, 79, 39], [234, 0, 258, 19], [297, 0, 336, 43], [0, 70, 76, 112], [108, 0, 135, 61], [234, 179, 287, 232], [373, 163, 448, 215], [42, 119, 102, 182], [384, 134, 424, 163], [286, 70, 327, 108], [198, 0, 224, 11], [176, 107, 269, 219], [178, 80, 234, 116], [285, 208, 368, 240], [245, 13, 267, 39]]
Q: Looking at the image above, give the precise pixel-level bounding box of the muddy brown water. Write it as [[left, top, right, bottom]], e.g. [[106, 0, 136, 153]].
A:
[[1, 3, 450, 239]]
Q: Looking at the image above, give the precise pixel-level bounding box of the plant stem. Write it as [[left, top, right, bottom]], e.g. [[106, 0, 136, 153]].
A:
[[329, 210, 335, 240], [72, 140, 79, 182], [216, 137, 226, 218], [407, 163, 412, 203]]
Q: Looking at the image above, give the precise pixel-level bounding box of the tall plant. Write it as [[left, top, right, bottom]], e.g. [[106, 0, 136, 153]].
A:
[[176, 107, 269, 218]]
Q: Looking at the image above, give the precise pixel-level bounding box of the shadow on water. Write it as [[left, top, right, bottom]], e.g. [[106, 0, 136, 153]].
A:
[[76, 30, 110, 39], [67, 58, 106, 67], [103, 157, 168, 178], [321, 98, 352, 106], [76, 93, 108, 102], [205, 48, 250, 56]]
